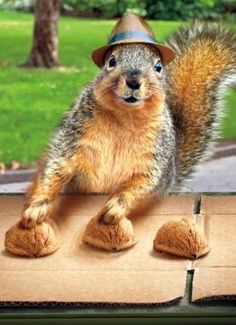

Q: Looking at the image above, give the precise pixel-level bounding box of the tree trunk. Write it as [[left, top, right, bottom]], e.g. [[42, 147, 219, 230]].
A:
[[23, 0, 61, 68]]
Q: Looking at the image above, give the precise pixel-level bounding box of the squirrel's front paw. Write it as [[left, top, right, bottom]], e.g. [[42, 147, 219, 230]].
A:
[[21, 200, 51, 229], [98, 196, 128, 225]]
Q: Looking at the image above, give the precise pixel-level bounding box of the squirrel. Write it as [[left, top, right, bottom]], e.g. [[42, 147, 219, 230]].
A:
[[20, 20, 236, 229]]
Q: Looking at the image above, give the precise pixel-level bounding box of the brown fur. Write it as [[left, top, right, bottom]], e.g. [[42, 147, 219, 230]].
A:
[[21, 23, 236, 230], [166, 23, 236, 180], [75, 102, 164, 194], [21, 44, 167, 228], [169, 40, 231, 168]]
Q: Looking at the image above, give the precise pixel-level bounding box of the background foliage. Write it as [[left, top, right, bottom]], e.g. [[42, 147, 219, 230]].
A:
[[0, 0, 235, 21]]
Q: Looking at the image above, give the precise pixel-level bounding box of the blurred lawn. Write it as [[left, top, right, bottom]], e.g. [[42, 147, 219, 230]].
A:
[[0, 11, 235, 166]]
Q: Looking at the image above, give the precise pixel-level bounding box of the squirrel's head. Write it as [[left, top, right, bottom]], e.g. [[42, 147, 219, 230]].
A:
[[94, 44, 165, 114]]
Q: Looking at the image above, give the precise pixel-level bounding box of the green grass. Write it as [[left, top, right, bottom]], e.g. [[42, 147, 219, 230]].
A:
[[0, 11, 235, 166]]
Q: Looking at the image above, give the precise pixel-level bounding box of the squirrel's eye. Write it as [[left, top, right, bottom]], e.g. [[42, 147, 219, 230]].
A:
[[108, 55, 116, 68], [154, 60, 162, 74]]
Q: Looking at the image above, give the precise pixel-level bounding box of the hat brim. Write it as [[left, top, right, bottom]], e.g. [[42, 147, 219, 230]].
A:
[[92, 40, 175, 68]]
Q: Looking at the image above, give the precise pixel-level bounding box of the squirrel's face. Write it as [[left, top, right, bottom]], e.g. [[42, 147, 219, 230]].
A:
[[94, 44, 165, 113]]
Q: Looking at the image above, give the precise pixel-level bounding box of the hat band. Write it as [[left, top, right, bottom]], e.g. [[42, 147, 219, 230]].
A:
[[108, 30, 157, 45]]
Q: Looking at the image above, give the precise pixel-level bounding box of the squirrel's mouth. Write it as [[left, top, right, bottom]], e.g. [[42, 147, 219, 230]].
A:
[[124, 96, 138, 104]]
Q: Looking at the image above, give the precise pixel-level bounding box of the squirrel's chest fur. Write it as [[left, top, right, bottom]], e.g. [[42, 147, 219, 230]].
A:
[[74, 110, 160, 193]]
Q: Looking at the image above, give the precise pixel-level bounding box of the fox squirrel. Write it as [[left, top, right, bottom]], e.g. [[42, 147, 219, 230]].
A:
[[21, 22, 236, 229]]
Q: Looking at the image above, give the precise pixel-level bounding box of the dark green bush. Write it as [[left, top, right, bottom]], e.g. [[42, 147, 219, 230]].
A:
[[0, 0, 35, 11], [61, 0, 146, 17], [62, 0, 235, 21], [144, 0, 233, 21], [0, 0, 235, 21]]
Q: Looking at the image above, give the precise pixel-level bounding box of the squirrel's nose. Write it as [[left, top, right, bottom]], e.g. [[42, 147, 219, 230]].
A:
[[126, 78, 141, 90], [126, 70, 141, 90]]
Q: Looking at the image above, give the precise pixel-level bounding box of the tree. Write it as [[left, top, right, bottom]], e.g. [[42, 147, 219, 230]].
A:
[[23, 0, 61, 68]]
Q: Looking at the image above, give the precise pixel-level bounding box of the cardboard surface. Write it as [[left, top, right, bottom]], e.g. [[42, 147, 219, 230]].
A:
[[192, 268, 236, 302], [0, 195, 194, 305], [192, 196, 236, 301], [200, 195, 236, 214], [1, 194, 236, 305]]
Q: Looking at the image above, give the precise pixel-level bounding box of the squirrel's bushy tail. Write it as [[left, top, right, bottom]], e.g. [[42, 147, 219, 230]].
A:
[[165, 22, 236, 183]]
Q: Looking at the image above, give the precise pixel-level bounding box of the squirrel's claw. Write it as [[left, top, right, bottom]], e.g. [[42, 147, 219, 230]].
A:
[[20, 200, 50, 229], [98, 213, 120, 225], [98, 196, 128, 225]]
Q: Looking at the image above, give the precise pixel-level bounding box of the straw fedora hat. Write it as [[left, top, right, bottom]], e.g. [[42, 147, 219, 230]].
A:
[[92, 12, 175, 68]]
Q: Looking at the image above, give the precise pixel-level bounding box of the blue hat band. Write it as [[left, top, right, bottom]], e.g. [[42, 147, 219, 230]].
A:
[[108, 30, 158, 45]]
